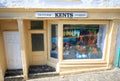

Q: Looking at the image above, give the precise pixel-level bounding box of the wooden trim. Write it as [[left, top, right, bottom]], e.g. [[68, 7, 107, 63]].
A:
[[60, 20, 109, 62], [28, 30, 46, 33], [102, 22, 110, 61], [47, 21, 59, 60], [0, 12, 120, 20], [60, 67, 109, 75], [58, 20, 109, 24], [47, 21, 51, 60], [60, 64, 107, 68], [58, 22, 63, 62], [61, 60, 106, 64], [106, 20, 120, 68], [0, 28, 7, 81], [1, 29, 18, 31], [0, 8, 120, 12], [24, 20, 32, 65], [0, 28, 5, 81], [17, 19, 28, 80]]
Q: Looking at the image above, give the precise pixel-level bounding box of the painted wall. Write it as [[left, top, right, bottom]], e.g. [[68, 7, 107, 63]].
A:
[[0, 20, 18, 30], [0, 0, 120, 8], [0, 27, 7, 81], [0, 20, 18, 80]]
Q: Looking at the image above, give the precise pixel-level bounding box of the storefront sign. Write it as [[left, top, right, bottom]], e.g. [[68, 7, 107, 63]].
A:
[[35, 12, 88, 18]]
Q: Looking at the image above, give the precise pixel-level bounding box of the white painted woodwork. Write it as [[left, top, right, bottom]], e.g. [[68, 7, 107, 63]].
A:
[[3, 32, 22, 69], [18, 19, 29, 80]]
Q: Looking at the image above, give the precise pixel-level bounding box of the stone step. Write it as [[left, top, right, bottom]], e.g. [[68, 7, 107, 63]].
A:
[[4, 69, 24, 81], [4, 75, 24, 81], [28, 65, 58, 79]]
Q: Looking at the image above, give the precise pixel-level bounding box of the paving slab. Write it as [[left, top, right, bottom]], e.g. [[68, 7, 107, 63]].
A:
[[27, 68, 120, 81]]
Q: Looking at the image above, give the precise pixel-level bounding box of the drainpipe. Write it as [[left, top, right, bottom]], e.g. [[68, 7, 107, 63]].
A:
[[115, 48, 120, 67]]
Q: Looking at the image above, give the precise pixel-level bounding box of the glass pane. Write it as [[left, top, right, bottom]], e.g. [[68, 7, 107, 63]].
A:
[[50, 24, 58, 59], [31, 21, 43, 30], [63, 24, 106, 60], [32, 34, 44, 51]]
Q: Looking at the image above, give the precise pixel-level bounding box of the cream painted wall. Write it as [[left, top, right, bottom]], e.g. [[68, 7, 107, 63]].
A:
[[0, 20, 18, 31], [0, 26, 7, 81], [0, 20, 18, 79]]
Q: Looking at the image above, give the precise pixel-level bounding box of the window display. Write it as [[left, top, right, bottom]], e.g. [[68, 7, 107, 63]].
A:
[[63, 24, 106, 59]]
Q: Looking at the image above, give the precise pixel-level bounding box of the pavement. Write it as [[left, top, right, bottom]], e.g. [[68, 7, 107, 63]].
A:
[[27, 68, 120, 81]]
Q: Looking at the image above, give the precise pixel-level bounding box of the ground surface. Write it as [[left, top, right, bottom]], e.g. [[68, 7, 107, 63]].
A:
[[27, 68, 120, 81]]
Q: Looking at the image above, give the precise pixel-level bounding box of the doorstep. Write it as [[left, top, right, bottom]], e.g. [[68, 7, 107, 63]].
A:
[[28, 65, 59, 79], [4, 69, 24, 81]]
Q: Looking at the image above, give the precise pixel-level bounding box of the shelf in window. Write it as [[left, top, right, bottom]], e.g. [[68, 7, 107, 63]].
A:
[[63, 35, 97, 38]]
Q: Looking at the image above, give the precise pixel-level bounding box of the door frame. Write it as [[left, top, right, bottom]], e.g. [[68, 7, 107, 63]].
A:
[[48, 21, 59, 61], [47, 20, 63, 72], [28, 20, 47, 65]]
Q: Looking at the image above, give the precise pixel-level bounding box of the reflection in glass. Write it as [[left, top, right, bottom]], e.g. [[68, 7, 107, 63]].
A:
[[63, 24, 106, 59], [31, 21, 43, 30], [50, 24, 58, 59], [32, 34, 44, 51]]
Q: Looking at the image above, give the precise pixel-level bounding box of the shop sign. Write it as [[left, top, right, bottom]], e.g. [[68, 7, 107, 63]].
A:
[[35, 12, 88, 18]]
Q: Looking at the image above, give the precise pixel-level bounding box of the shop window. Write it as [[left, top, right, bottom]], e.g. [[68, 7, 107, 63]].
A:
[[31, 34, 44, 51], [31, 21, 43, 30], [50, 24, 58, 58], [63, 24, 106, 59]]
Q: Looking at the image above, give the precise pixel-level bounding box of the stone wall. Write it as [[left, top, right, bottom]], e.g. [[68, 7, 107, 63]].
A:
[[0, 0, 120, 8]]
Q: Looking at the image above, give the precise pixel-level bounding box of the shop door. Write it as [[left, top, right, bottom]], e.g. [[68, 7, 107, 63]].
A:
[[3, 32, 22, 69], [30, 33, 47, 65], [29, 21, 47, 65]]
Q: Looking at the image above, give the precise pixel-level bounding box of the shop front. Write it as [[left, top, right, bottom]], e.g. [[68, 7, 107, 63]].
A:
[[0, 8, 120, 80], [47, 20, 109, 74]]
